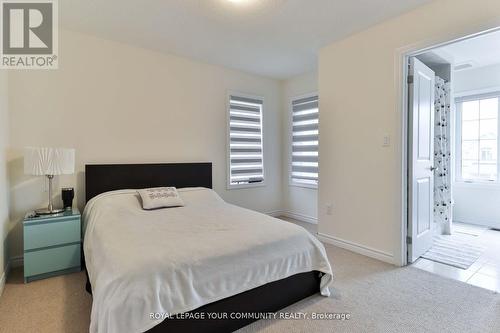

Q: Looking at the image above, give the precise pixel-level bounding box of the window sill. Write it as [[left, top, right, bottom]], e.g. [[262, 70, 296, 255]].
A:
[[227, 182, 266, 190], [454, 181, 500, 190], [289, 182, 318, 190]]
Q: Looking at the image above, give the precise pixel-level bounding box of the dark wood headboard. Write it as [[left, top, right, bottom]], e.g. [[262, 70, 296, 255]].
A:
[[85, 163, 212, 202]]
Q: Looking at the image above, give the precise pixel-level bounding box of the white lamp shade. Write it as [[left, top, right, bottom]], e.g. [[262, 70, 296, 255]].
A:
[[24, 147, 75, 176]]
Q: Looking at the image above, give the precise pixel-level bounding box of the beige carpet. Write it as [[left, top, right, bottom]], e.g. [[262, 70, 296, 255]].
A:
[[0, 266, 91, 333], [1, 244, 499, 333]]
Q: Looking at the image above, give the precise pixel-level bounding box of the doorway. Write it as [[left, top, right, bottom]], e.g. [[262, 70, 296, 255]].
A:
[[406, 30, 500, 292]]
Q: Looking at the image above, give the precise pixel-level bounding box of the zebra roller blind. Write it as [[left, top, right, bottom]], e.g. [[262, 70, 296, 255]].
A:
[[228, 94, 264, 187], [291, 95, 319, 187]]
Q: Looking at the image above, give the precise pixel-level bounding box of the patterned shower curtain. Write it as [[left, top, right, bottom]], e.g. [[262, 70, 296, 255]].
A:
[[434, 76, 452, 235]]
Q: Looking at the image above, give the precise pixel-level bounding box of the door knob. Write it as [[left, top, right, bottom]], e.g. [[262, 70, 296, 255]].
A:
[[430, 166, 438, 172]]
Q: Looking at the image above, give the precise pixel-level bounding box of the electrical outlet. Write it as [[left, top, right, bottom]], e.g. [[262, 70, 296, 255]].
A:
[[326, 204, 333, 215]]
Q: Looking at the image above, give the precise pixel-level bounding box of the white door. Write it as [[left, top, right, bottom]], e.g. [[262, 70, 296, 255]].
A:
[[408, 57, 435, 263]]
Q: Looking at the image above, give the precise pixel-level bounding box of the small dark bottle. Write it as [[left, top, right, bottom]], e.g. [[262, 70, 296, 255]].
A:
[[61, 188, 75, 210]]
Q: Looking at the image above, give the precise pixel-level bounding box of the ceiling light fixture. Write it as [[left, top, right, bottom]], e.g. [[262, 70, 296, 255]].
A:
[[227, 0, 251, 4]]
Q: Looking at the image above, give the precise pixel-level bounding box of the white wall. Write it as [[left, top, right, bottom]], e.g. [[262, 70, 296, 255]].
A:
[[0, 70, 9, 292], [453, 183, 500, 228], [453, 63, 500, 228], [318, 0, 500, 265], [7, 29, 284, 260], [281, 71, 318, 222]]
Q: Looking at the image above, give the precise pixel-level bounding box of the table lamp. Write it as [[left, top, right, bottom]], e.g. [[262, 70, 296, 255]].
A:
[[24, 147, 75, 215]]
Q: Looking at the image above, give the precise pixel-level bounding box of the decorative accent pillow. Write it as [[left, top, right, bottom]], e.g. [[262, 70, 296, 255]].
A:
[[137, 187, 184, 210]]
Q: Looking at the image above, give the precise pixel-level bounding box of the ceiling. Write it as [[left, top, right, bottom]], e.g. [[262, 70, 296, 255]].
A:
[[437, 30, 500, 70], [60, 0, 432, 79]]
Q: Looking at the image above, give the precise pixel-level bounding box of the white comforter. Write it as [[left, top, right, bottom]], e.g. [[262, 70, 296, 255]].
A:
[[83, 188, 333, 333]]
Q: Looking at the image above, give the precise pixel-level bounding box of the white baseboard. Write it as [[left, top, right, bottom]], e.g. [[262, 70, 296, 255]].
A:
[[0, 258, 12, 298], [281, 211, 317, 224], [318, 232, 395, 265], [266, 210, 318, 224], [0, 267, 6, 298], [0, 256, 23, 298]]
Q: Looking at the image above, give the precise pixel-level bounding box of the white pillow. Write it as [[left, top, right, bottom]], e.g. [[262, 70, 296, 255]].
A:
[[137, 187, 184, 210]]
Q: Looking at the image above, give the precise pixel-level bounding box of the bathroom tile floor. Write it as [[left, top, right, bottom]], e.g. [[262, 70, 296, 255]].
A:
[[412, 224, 500, 292]]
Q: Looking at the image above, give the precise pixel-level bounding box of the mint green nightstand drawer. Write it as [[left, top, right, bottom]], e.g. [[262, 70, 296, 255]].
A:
[[24, 244, 80, 277], [24, 218, 80, 251]]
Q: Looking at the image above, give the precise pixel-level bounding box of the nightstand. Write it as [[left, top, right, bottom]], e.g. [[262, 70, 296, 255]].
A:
[[23, 208, 81, 283]]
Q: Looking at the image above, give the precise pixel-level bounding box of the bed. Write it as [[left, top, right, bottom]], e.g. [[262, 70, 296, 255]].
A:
[[83, 163, 333, 333]]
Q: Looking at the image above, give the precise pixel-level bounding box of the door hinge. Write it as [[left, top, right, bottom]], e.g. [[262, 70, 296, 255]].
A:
[[407, 75, 414, 84], [406, 236, 412, 244]]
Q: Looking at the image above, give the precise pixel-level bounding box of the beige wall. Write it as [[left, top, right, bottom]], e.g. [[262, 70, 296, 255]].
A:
[[7, 29, 284, 259], [282, 71, 318, 221], [318, 0, 500, 265], [0, 70, 8, 288]]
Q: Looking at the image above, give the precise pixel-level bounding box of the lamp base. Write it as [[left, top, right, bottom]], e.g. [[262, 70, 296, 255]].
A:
[[35, 208, 65, 215]]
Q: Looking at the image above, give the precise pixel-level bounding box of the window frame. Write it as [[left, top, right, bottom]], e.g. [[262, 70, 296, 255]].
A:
[[226, 91, 266, 190], [455, 91, 500, 184], [288, 92, 319, 189]]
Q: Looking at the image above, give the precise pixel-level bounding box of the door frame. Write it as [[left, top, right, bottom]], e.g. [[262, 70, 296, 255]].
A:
[[399, 26, 500, 267]]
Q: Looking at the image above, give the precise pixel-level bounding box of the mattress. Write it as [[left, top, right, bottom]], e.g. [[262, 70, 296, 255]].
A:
[[83, 187, 333, 333]]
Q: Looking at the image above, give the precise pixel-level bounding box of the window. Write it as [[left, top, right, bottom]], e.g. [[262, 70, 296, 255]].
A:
[[290, 94, 319, 188], [227, 93, 264, 188], [456, 94, 499, 182]]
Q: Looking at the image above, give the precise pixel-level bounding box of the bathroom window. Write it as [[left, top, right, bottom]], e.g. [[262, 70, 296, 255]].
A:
[[456, 95, 499, 182]]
